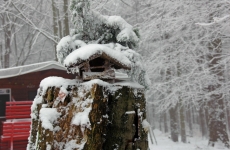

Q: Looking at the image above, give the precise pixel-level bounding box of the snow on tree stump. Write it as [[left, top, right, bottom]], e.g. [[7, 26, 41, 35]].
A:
[[27, 77, 148, 150]]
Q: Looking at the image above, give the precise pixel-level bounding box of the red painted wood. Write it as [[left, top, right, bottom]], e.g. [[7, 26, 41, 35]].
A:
[[5, 101, 32, 120], [6, 101, 33, 105], [0, 102, 32, 149], [1, 140, 28, 150]]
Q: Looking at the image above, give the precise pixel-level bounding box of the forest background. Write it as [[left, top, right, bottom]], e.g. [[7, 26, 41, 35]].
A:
[[1, 0, 230, 148]]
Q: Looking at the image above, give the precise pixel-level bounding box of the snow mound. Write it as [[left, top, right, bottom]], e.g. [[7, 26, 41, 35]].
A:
[[39, 76, 78, 95]]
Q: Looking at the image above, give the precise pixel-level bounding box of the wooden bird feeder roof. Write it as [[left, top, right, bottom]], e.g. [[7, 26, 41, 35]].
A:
[[66, 52, 131, 70]]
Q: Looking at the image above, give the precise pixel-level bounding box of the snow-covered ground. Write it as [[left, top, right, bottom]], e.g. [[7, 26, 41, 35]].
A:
[[149, 129, 229, 150]]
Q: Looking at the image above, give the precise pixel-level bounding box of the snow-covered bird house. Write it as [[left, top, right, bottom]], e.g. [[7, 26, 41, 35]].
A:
[[65, 46, 131, 82]]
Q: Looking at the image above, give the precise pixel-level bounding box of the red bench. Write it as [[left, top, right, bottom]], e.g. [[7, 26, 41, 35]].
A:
[[5, 101, 32, 119], [0, 101, 32, 150]]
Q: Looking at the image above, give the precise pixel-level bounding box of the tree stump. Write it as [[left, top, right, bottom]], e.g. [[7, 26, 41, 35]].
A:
[[27, 78, 148, 150]]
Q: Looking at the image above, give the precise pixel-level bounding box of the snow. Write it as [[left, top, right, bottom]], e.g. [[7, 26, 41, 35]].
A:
[[56, 35, 86, 64], [71, 8, 139, 44], [31, 91, 43, 119], [81, 79, 110, 87], [0, 61, 65, 79], [113, 80, 144, 89], [63, 140, 86, 150], [63, 44, 131, 68], [196, 15, 230, 26], [39, 76, 78, 95], [142, 119, 151, 132], [148, 129, 230, 150], [71, 107, 91, 129], [80, 79, 144, 89], [125, 111, 135, 114], [39, 108, 61, 131], [103, 15, 139, 42]]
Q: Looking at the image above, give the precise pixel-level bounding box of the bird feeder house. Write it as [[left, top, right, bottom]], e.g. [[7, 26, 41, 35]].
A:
[[66, 52, 131, 81]]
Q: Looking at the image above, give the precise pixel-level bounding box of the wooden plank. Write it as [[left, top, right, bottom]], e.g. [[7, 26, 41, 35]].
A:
[[6, 105, 31, 110], [6, 111, 31, 114], [89, 66, 105, 69], [6, 101, 32, 105], [3, 126, 30, 131], [78, 53, 101, 68], [83, 70, 115, 80], [5, 101, 32, 120], [1, 135, 29, 141], [6, 116, 31, 119], [1, 121, 30, 142], [0, 101, 32, 148], [2, 121, 31, 125], [6, 110, 31, 114], [6, 108, 31, 112]]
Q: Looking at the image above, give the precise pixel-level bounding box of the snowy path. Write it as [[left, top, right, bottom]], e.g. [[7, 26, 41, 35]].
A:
[[148, 129, 229, 150]]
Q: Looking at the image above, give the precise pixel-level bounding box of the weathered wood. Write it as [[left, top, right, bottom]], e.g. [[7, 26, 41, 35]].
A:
[[89, 66, 105, 69], [83, 61, 91, 72], [83, 70, 115, 80], [104, 60, 111, 70]]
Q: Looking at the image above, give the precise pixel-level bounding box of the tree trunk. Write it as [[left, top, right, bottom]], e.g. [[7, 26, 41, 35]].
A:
[[192, 107, 196, 124], [63, 0, 70, 36], [164, 112, 168, 133], [207, 39, 230, 148], [3, 15, 11, 68], [180, 104, 186, 143], [204, 106, 209, 131], [52, 0, 59, 60], [199, 107, 207, 138], [187, 105, 193, 137], [0, 43, 2, 68], [57, 10, 63, 38], [159, 113, 162, 131], [208, 95, 229, 148], [169, 105, 178, 142]]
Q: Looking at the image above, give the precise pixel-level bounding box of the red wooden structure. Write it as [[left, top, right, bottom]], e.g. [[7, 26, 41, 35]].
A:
[[0, 101, 32, 150]]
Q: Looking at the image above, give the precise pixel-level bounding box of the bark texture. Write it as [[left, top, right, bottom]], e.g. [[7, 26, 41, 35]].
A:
[[27, 83, 148, 150]]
